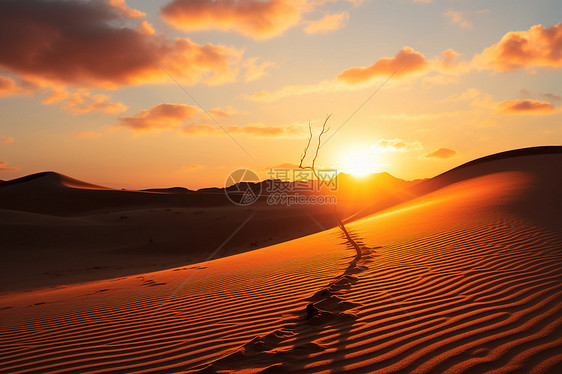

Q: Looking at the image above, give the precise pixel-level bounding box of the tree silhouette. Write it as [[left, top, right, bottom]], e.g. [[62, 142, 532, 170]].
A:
[[298, 115, 331, 180]]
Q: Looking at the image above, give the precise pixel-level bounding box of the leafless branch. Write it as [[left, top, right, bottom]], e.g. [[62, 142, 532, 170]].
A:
[[298, 115, 331, 180]]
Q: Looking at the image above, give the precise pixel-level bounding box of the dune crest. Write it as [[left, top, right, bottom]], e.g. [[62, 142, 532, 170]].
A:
[[0, 171, 110, 190]]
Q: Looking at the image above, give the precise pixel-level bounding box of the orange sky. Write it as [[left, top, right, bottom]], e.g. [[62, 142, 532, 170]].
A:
[[0, 0, 560, 189]]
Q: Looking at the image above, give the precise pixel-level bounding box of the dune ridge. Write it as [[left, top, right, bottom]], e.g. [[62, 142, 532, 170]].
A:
[[0, 171, 109, 190]]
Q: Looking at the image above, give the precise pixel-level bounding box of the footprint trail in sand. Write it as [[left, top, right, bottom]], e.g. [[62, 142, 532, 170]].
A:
[[197, 220, 378, 373]]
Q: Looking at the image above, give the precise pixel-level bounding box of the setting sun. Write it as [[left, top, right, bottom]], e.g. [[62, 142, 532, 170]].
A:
[[340, 148, 380, 177]]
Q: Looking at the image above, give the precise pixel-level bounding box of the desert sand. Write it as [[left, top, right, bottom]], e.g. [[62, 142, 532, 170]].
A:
[[0, 147, 561, 373], [0, 170, 414, 292]]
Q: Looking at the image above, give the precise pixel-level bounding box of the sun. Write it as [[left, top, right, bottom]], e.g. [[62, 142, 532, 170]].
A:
[[340, 148, 378, 177]]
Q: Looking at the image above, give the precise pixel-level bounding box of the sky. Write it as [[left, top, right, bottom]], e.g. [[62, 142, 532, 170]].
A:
[[0, 0, 560, 189]]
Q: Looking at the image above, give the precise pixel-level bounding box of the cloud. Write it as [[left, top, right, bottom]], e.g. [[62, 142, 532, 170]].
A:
[[422, 148, 458, 159], [372, 139, 423, 152], [0, 0, 244, 90], [183, 124, 303, 137], [473, 23, 562, 71], [208, 105, 240, 118], [0, 161, 19, 171], [540, 93, 562, 103], [244, 58, 276, 82], [464, 90, 558, 116], [1, 136, 14, 144], [444, 10, 472, 29], [337, 47, 428, 84], [117, 103, 262, 135], [118, 104, 201, 132], [139, 21, 156, 35], [0, 76, 37, 97], [46, 90, 127, 114], [161, 0, 306, 40], [440, 49, 462, 69], [499, 99, 556, 114], [0, 77, 18, 97], [519, 89, 561, 103], [108, 0, 145, 17], [304, 11, 349, 34]]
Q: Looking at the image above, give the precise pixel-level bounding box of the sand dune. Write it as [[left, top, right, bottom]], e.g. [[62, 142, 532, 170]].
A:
[[0, 171, 110, 190], [0, 172, 339, 291], [0, 147, 561, 373], [0, 170, 412, 291], [0, 202, 342, 292]]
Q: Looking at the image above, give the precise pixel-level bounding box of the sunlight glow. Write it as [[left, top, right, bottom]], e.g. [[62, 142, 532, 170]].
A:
[[340, 148, 380, 177]]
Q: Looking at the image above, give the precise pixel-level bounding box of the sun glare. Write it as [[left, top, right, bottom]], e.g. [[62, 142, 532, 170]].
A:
[[341, 148, 378, 177]]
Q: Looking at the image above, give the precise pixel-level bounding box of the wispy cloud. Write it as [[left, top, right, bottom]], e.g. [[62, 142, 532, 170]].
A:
[[0, 161, 19, 171], [116, 103, 301, 138], [244, 58, 277, 82], [499, 99, 556, 114], [452, 88, 559, 115], [304, 11, 349, 34], [540, 93, 562, 103], [208, 106, 240, 118], [421, 148, 458, 159], [1, 136, 14, 144], [444, 10, 472, 29], [183, 124, 303, 137], [372, 139, 423, 152], [118, 104, 201, 133], [0, 76, 37, 97], [45, 90, 127, 114]]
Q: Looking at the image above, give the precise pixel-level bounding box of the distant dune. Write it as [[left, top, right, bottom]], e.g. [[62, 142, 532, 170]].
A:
[[0, 146, 560, 373], [0, 168, 413, 291], [0, 171, 110, 190], [142, 186, 194, 194]]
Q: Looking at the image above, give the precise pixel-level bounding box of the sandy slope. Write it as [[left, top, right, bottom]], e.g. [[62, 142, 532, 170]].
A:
[[0, 233, 348, 373], [0, 149, 561, 373], [0, 203, 339, 292]]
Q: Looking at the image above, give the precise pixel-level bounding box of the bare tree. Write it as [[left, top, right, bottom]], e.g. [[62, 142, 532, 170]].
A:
[[298, 115, 331, 180]]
